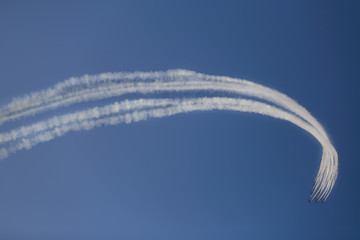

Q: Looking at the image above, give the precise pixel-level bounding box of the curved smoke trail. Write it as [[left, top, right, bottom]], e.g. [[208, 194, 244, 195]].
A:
[[0, 70, 337, 202]]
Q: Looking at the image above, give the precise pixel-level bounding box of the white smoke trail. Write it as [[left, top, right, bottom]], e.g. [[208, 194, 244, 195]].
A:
[[0, 70, 327, 139], [0, 70, 337, 202]]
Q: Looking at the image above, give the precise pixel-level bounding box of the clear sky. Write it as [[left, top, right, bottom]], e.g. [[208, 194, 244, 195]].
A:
[[0, 0, 358, 239]]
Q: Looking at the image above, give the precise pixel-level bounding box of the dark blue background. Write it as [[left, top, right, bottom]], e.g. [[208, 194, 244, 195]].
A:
[[0, 1, 358, 239]]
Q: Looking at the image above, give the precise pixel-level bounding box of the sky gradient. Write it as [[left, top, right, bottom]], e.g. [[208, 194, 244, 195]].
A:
[[0, 1, 359, 239]]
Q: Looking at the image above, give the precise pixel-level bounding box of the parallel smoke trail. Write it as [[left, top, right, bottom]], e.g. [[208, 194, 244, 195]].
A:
[[0, 70, 337, 202]]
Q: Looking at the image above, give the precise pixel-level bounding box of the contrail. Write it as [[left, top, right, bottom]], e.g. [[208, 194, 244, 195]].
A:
[[0, 70, 337, 202]]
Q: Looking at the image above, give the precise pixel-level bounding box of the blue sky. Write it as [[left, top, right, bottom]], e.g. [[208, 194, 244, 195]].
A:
[[0, 0, 359, 239]]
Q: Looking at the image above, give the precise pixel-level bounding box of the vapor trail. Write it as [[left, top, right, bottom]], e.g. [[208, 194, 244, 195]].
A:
[[0, 70, 337, 202]]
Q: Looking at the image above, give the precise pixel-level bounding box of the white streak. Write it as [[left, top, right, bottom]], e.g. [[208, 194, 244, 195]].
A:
[[0, 70, 338, 202]]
